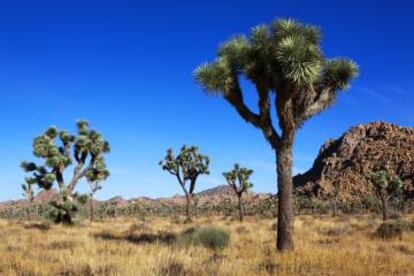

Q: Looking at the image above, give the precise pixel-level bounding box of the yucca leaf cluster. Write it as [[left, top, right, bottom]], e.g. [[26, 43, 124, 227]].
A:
[[195, 18, 358, 129], [159, 145, 210, 189], [223, 164, 253, 196]]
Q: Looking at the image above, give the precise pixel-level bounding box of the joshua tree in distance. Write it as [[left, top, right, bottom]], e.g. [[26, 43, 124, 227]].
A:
[[88, 181, 102, 222], [87, 181, 102, 222], [22, 179, 35, 203], [223, 164, 253, 222], [87, 165, 109, 222], [21, 120, 110, 224], [194, 18, 358, 251], [371, 170, 403, 221], [159, 145, 210, 222]]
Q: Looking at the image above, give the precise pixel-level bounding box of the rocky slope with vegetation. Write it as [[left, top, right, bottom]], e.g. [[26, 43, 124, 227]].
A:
[[294, 122, 414, 201]]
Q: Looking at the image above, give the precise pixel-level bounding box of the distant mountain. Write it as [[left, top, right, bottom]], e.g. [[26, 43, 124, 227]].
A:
[[33, 190, 60, 203], [0, 184, 270, 209], [106, 196, 129, 206], [198, 185, 234, 197]]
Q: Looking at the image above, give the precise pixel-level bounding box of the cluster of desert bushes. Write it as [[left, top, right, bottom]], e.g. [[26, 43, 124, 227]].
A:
[[2, 193, 412, 223]]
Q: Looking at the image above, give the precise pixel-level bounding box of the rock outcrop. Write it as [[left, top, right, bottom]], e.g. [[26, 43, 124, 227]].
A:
[[294, 122, 414, 201]]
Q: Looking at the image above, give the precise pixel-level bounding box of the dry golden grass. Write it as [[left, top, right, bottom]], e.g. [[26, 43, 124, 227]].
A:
[[0, 215, 413, 275]]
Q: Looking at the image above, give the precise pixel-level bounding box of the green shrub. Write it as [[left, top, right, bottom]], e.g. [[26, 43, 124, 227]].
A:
[[178, 226, 230, 251], [376, 222, 404, 240], [159, 260, 186, 276], [195, 226, 230, 250]]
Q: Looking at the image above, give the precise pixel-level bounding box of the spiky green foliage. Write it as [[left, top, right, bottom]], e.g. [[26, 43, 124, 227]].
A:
[[372, 171, 403, 199], [180, 226, 230, 251], [22, 179, 35, 202], [159, 145, 210, 193], [20, 120, 110, 224], [371, 170, 403, 221], [48, 193, 88, 224], [159, 145, 210, 221], [194, 18, 358, 132], [223, 164, 253, 196]]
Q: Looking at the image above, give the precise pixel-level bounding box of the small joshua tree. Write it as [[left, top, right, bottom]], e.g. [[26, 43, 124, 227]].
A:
[[371, 171, 403, 221], [195, 18, 358, 251], [87, 163, 109, 222], [223, 164, 253, 222], [22, 179, 35, 203], [21, 120, 110, 224], [21, 179, 36, 219], [159, 145, 210, 222]]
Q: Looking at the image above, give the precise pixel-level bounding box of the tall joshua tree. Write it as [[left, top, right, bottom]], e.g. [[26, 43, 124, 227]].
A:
[[195, 18, 358, 251], [223, 164, 253, 222], [21, 120, 110, 224], [159, 145, 210, 222], [371, 170, 403, 221]]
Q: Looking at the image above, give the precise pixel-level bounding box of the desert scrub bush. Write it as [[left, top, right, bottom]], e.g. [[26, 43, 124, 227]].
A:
[[178, 225, 230, 251], [46, 240, 77, 250], [258, 258, 278, 274], [235, 225, 249, 234], [323, 225, 350, 237], [375, 222, 407, 240], [127, 222, 151, 233], [158, 260, 186, 276], [170, 215, 186, 224], [24, 221, 51, 231], [200, 227, 229, 249]]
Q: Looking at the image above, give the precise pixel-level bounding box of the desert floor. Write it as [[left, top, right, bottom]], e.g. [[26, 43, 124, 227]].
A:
[[0, 215, 413, 275]]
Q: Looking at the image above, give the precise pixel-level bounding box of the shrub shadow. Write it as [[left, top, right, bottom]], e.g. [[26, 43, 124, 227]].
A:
[[24, 222, 51, 231], [93, 230, 177, 245]]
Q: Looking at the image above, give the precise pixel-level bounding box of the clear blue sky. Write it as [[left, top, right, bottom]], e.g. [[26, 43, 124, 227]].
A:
[[0, 0, 413, 201]]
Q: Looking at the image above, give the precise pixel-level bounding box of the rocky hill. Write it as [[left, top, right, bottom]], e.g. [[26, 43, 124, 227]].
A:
[[294, 122, 414, 201]]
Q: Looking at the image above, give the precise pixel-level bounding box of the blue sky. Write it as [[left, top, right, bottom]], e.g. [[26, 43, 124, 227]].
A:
[[0, 0, 413, 201]]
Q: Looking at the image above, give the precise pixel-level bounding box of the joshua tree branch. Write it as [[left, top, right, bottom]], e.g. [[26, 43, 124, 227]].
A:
[[225, 79, 261, 128], [299, 83, 335, 123], [257, 82, 280, 149], [226, 77, 280, 149], [67, 157, 96, 194]]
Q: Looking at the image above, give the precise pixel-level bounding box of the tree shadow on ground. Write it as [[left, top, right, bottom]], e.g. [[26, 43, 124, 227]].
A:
[[93, 230, 177, 245], [23, 222, 51, 231]]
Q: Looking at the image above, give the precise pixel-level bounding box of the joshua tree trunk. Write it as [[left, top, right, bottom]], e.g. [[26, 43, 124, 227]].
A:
[[90, 193, 94, 222], [381, 196, 388, 221], [276, 135, 294, 251], [194, 203, 198, 216], [185, 193, 193, 222], [238, 195, 244, 222]]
